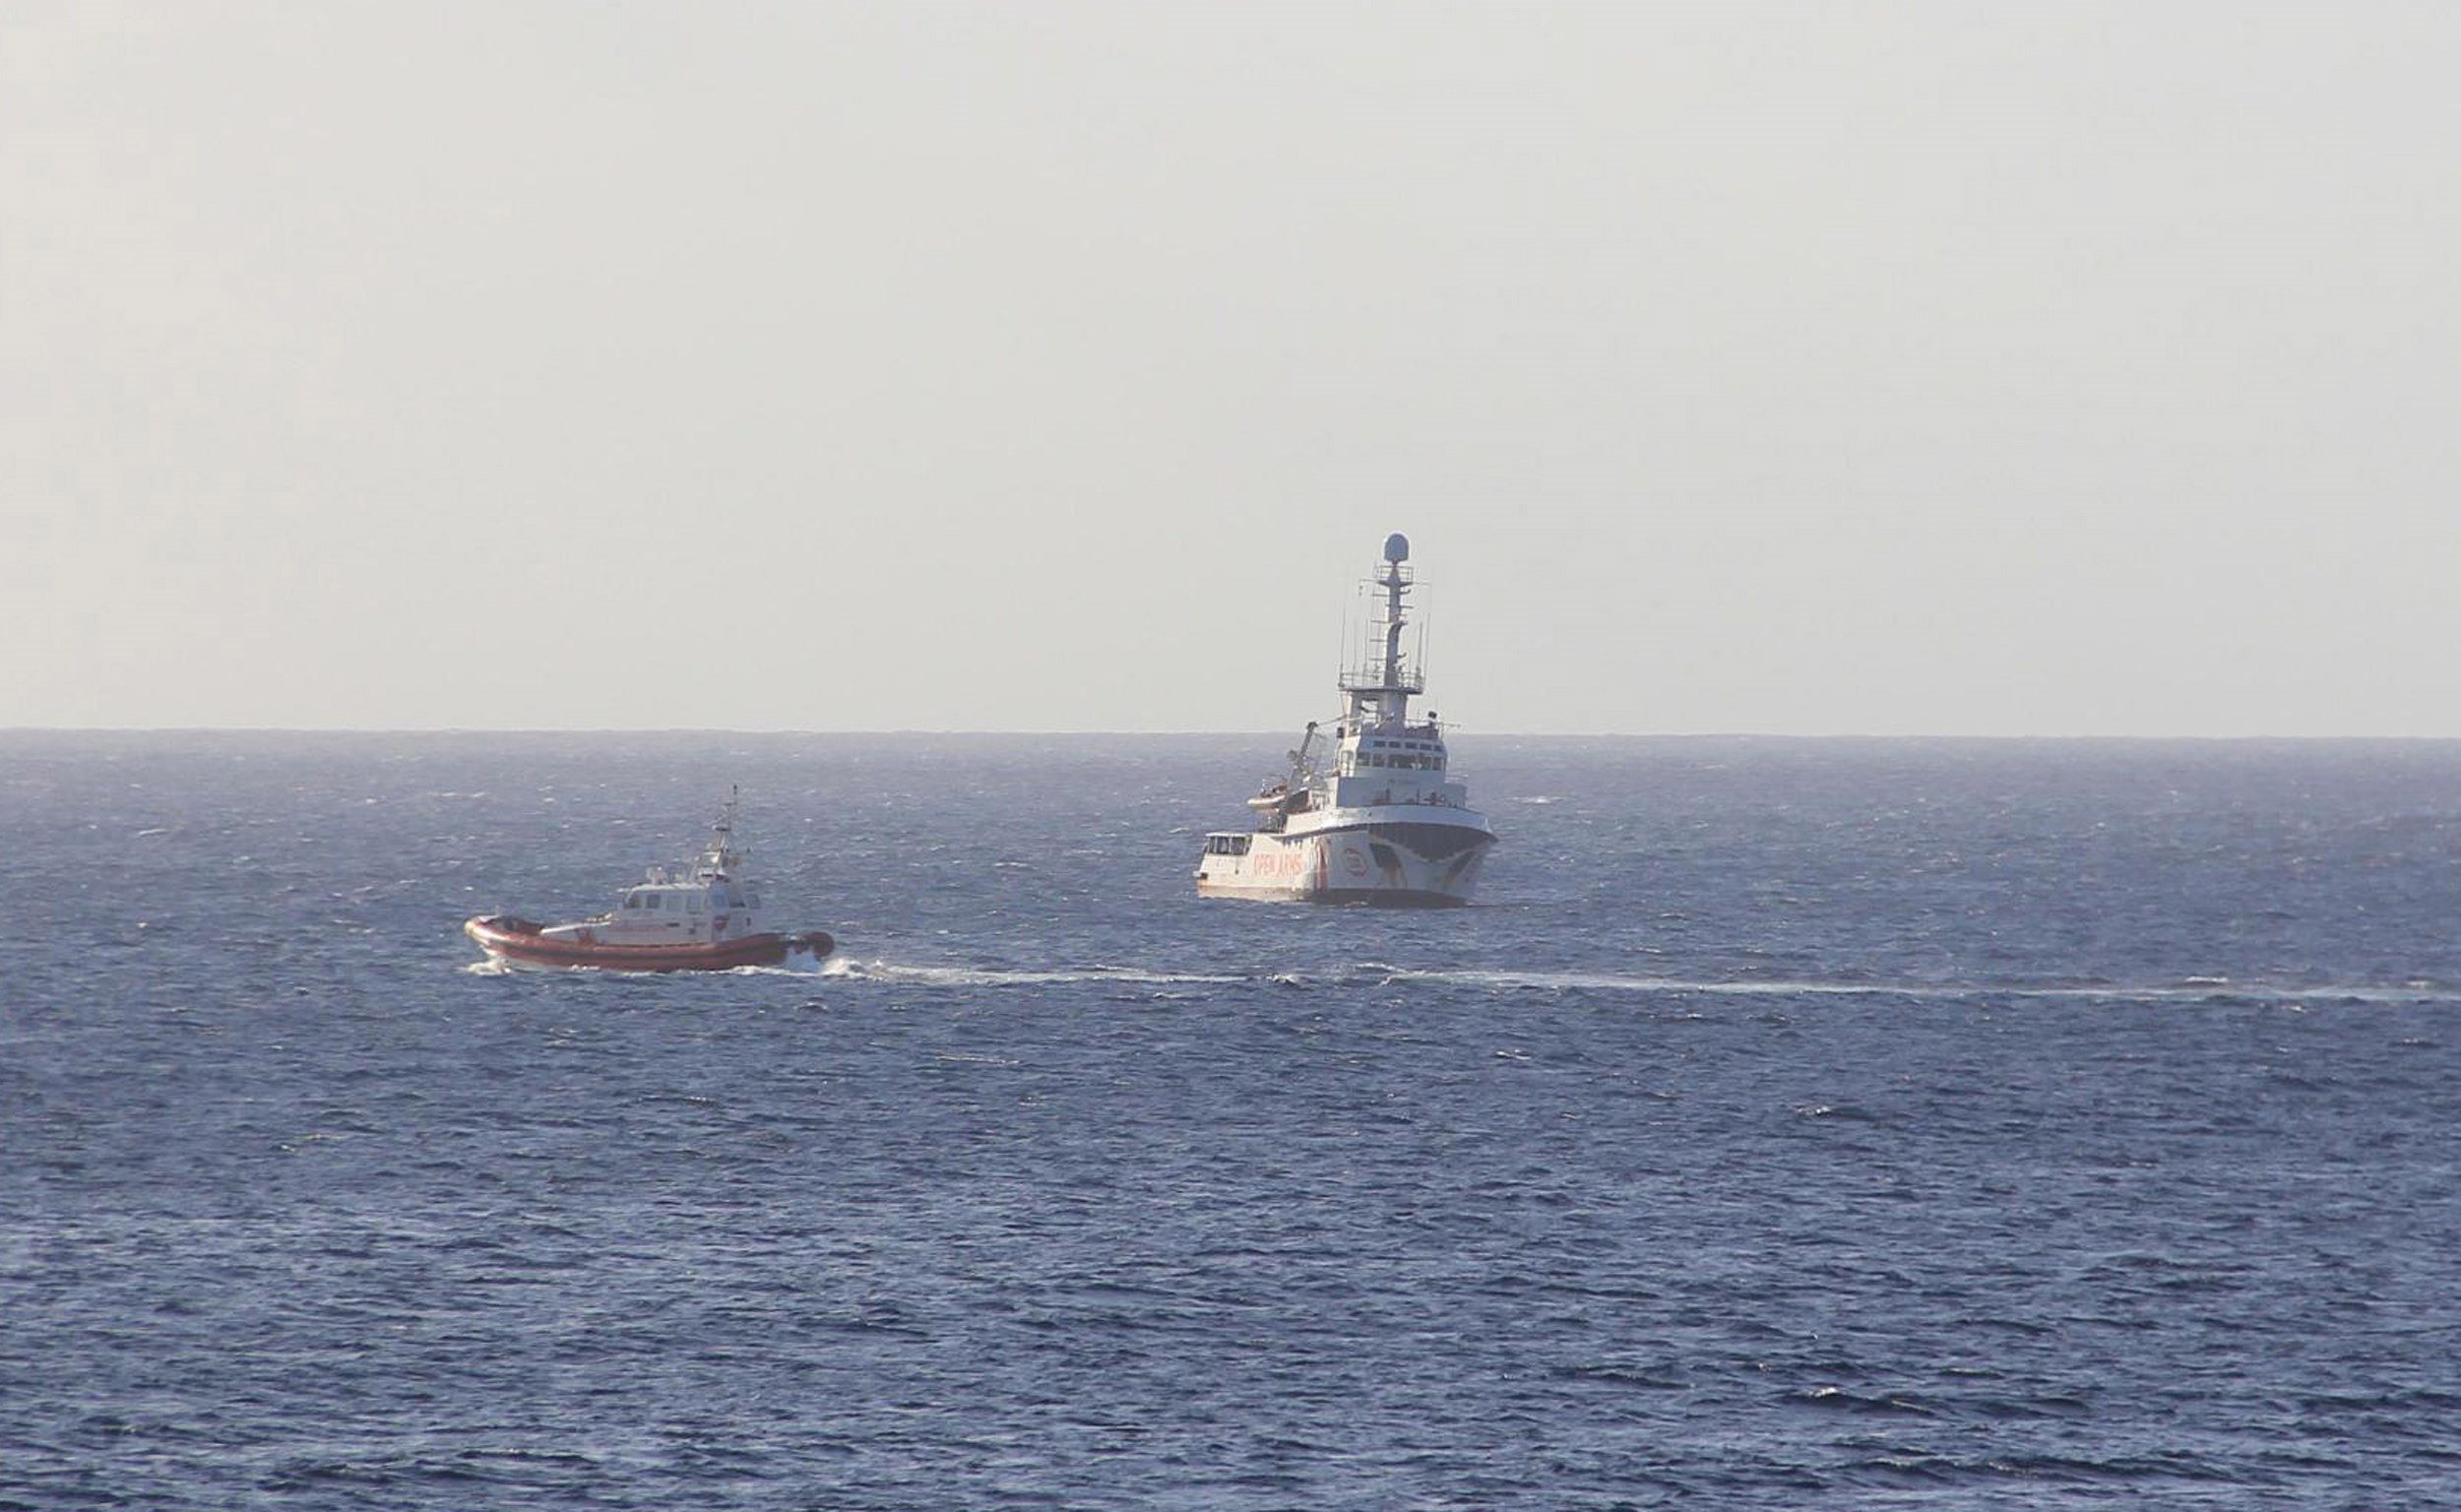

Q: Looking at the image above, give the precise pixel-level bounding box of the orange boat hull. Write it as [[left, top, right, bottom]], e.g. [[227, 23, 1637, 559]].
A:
[[464, 914, 833, 973]]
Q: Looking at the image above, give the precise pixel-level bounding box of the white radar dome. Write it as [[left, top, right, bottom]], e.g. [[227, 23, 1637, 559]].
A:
[[1383, 533, 1411, 563]]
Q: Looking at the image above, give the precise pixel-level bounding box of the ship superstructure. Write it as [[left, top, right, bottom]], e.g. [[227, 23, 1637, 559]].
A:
[[1196, 534, 1495, 906]]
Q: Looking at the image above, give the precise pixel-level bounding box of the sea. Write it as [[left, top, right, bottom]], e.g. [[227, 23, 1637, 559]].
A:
[[5, 731, 2459, 1510]]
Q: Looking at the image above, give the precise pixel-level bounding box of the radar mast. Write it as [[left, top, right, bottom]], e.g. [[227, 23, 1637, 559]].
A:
[[1339, 532, 1424, 730]]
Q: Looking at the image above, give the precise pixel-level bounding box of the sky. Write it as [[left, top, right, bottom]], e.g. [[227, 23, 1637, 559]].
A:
[[4, 2, 2457, 734]]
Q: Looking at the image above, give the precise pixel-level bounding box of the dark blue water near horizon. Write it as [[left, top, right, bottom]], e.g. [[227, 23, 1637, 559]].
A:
[[7, 732, 2461, 1509]]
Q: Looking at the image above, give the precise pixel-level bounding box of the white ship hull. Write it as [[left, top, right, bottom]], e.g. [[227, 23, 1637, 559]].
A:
[[1197, 806, 1493, 907]]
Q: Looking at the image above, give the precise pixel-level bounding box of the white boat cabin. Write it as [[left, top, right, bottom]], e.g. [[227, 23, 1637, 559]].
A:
[[1321, 721, 1470, 812], [598, 871, 763, 943], [534, 790, 776, 947]]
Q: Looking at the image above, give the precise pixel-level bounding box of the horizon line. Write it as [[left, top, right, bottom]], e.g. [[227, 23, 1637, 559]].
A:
[[8, 726, 2461, 743]]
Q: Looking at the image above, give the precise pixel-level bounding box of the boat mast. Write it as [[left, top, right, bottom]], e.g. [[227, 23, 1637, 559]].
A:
[[705, 785, 744, 876], [1340, 533, 1422, 731]]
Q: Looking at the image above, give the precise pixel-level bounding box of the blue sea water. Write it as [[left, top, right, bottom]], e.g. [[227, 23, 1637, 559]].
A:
[[5, 731, 2460, 1509]]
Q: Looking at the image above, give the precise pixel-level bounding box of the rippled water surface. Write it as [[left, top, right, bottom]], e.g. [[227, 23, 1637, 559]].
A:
[[7, 733, 2461, 1508]]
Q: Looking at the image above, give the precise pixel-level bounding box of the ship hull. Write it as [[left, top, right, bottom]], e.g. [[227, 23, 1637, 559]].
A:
[[1193, 880, 1474, 908], [1196, 812, 1493, 907], [465, 914, 833, 973]]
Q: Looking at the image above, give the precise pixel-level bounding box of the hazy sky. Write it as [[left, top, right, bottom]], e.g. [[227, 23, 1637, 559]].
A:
[[5, 3, 2457, 733]]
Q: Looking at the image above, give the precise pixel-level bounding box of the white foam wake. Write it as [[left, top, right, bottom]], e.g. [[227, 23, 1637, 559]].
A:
[[464, 949, 2456, 1005], [820, 958, 1247, 988], [1359, 967, 2459, 1005]]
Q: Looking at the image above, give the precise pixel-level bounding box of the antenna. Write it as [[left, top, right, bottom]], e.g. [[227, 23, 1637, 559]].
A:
[[1333, 592, 1352, 691], [1416, 613, 1430, 702]]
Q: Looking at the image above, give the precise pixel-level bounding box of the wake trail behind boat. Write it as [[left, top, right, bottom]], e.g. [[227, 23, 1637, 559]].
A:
[[820, 959, 1249, 988], [658, 956, 2461, 1006], [1363, 967, 2461, 1005]]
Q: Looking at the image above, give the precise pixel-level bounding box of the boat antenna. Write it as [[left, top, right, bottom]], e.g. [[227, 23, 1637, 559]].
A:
[[706, 784, 744, 875]]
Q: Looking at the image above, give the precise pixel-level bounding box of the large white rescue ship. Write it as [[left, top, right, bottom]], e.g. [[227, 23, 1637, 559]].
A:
[[1196, 534, 1495, 907]]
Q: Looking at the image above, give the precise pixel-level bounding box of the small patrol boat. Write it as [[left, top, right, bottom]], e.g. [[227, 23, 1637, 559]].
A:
[[465, 789, 833, 972], [1196, 533, 1496, 906]]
